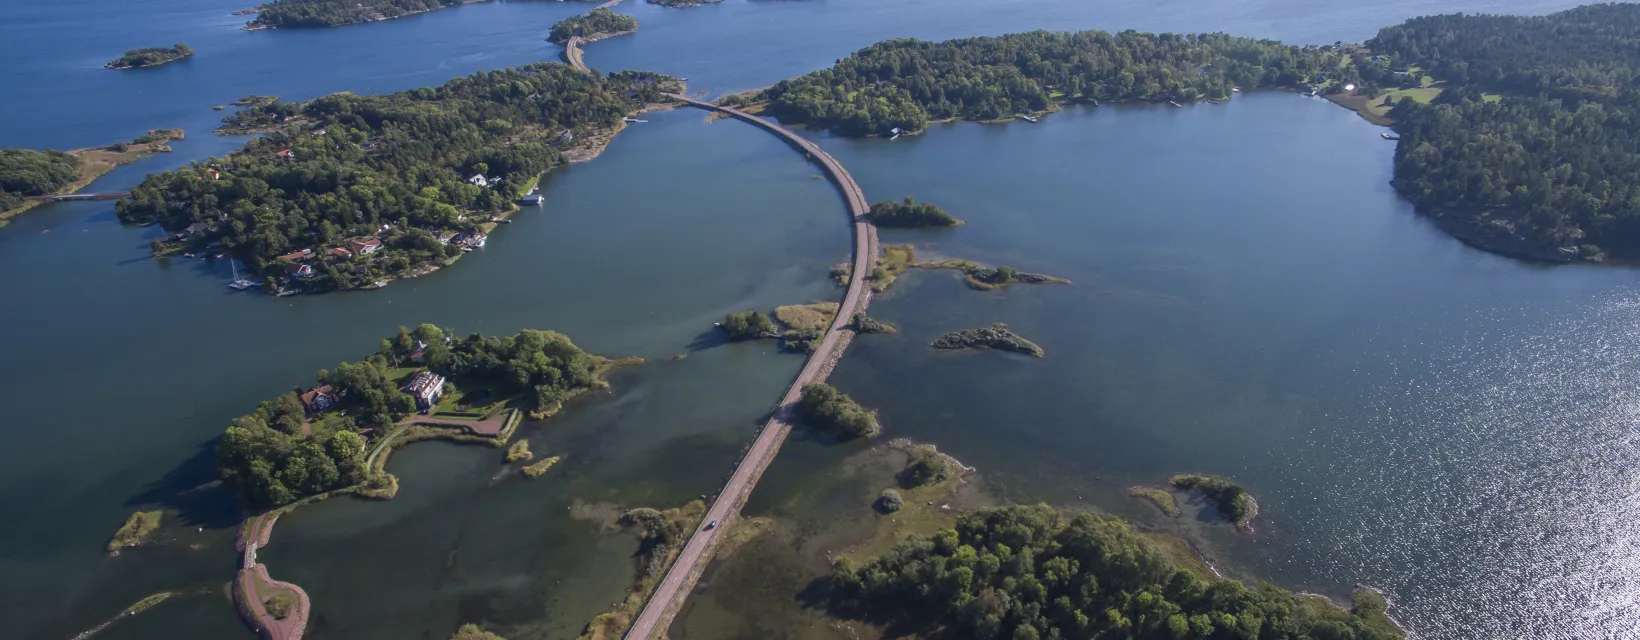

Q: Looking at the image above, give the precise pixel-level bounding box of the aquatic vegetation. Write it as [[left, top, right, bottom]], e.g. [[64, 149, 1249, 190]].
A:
[[505, 439, 533, 463], [867, 197, 964, 228], [931, 322, 1045, 357], [899, 445, 950, 488], [1170, 473, 1258, 530], [264, 591, 297, 620], [827, 505, 1403, 639], [796, 383, 880, 439], [451, 623, 507, 640], [779, 329, 822, 354], [579, 501, 706, 640], [521, 456, 562, 478], [107, 510, 162, 552], [1129, 486, 1182, 517], [850, 312, 897, 334]]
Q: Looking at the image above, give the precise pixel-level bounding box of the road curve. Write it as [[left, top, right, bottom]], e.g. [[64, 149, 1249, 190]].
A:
[[619, 94, 878, 640]]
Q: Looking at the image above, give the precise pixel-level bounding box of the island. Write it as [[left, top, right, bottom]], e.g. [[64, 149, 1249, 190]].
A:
[[718, 302, 840, 353], [106, 510, 163, 552], [747, 8, 1640, 264], [105, 44, 194, 70], [1, 129, 183, 226], [646, 0, 722, 7], [549, 8, 638, 45], [841, 244, 1069, 293], [931, 322, 1045, 357], [1170, 473, 1259, 532], [825, 504, 1403, 639], [116, 65, 681, 293], [866, 197, 963, 228], [216, 324, 619, 509], [796, 382, 880, 439], [247, 0, 488, 29]]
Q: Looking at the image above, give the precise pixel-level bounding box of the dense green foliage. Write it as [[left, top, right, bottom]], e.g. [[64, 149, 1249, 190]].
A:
[[868, 197, 963, 228], [116, 65, 675, 289], [850, 313, 897, 334], [106, 44, 194, 69], [779, 329, 822, 354], [1365, 6, 1640, 260], [0, 148, 78, 211], [722, 310, 777, 340], [876, 488, 905, 513], [901, 445, 951, 487], [829, 505, 1403, 640], [107, 511, 163, 551], [1169, 474, 1257, 530], [217, 325, 605, 509], [548, 8, 637, 44], [251, 0, 463, 28], [932, 323, 1045, 357], [452, 624, 508, 640], [797, 383, 880, 439], [756, 30, 1336, 136]]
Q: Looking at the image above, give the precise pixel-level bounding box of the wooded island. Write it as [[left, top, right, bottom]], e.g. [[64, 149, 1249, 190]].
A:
[[106, 44, 194, 69]]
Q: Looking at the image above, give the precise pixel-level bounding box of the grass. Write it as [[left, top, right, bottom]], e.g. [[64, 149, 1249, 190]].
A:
[[1364, 86, 1442, 118], [505, 439, 533, 463], [844, 470, 965, 563], [774, 301, 839, 331], [522, 456, 562, 478], [867, 244, 918, 292], [124, 591, 174, 616], [1128, 486, 1181, 517], [1139, 531, 1216, 579], [108, 510, 163, 551]]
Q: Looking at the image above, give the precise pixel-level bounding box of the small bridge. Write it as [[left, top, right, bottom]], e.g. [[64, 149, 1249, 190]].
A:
[[26, 193, 129, 202]]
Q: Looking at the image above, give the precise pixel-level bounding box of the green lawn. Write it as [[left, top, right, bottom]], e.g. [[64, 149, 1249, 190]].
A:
[[1366, 86, 1443, 117]]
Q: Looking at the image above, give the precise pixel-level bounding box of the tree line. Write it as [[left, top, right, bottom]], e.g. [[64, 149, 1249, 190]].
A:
[[548, 8, 638, 44], [116, 64, 678, 290], [0, 148, 78, 212], [828, 504, 1403, 640], [250, 0, 465, 29], [750, 30, 1340, 136], [216, 324, 606, 509], [1368, 5, 1640, 260]]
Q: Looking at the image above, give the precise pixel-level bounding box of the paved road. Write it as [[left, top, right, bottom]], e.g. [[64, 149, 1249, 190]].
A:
[[619, 95, 878, 640]]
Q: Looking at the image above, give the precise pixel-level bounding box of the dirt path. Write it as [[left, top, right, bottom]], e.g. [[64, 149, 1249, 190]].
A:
[[619, 95, 878, 640]]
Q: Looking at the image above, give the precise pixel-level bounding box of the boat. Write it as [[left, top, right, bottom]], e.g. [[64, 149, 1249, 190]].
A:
[[1168, 100, 1184, 108], [228, 261, 257, 290], [1232, 86, 1242, 92], [1381, 132, 1401, 140], [1016, 114, 1039, 123]]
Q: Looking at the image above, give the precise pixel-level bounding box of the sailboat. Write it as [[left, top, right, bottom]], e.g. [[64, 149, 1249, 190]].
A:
[[228, 260, 256, 290]]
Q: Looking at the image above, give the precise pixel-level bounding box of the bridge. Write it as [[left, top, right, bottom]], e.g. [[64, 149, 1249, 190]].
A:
[[25, 192, 129, 202], [615, 95, 879, 639]]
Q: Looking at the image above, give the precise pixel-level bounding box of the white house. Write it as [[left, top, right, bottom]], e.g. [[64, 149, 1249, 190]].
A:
[[468, 174, 491, 188], [404, 370, 446, 411]]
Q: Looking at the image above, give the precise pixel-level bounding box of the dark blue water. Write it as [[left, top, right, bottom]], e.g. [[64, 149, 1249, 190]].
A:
[[0, 0, 1611, 638]]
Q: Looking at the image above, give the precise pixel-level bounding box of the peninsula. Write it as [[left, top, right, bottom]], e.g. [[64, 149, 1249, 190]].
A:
[[1, 129, 183, 226], [746, 7, 1640, 264], [548, 8, 637, 45], [116, 65, 681, 293], [1170, 473, 1259, 532], [105, 45, 194, 70], [827, 504, 1402, 639]]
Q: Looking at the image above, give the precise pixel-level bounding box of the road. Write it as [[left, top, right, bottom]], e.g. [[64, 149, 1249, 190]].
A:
[[618, 95, 878, 639]]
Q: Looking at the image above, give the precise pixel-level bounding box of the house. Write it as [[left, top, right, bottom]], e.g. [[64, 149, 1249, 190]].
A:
[[299, 385, 337, 414], [204, 168, 220, 181], [328, 247, 353, 259], [284, 262, 313, 278], [278, 248, 314, 262], [468, 174, 491, 188], [403, 370, 446, 411], [276, 149, 295, 159], [409, 340, 428, 363], [184, 221, 210, 237], [351, 238, 383, 255], [517, 193, 543, 206], [558, 129, 575, 146]]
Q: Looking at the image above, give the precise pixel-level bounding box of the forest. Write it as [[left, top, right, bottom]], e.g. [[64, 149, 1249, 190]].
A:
[[751, 30, 1339, 136], [1365, 5, 1640, 261], [0, 149, 78, 213], [105, 44, 194, 70], [828, 504, 1404, 640], [216, 325, 606, 509], [867, 197, 963, 228], [116, 64, 677, 290], [250, 0, 467, 29], [548, 8, 638, 44]]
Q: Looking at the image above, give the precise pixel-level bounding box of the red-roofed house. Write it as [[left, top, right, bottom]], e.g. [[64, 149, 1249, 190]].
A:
[[299, 385, 337, 414], [284, 263, 313, 278], [351, 238, 383, 255], [328, 247, 353, 259], [279, 248, 313, 262]]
